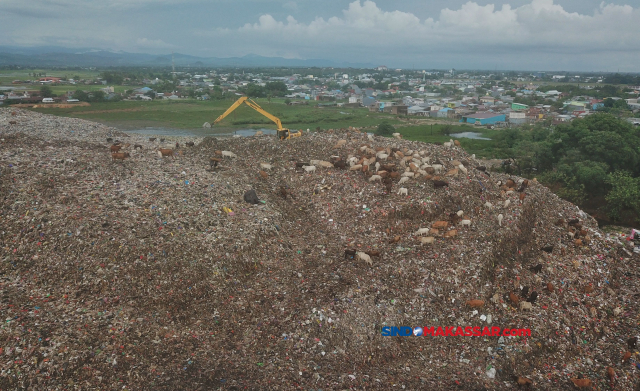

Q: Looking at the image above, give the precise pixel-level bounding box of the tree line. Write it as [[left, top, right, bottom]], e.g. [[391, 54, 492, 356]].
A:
[[491, 114, 640, 225]]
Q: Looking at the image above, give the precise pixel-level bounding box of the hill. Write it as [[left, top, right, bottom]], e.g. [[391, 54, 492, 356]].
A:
[[0, 46, 375, 68], [0, 109, 638, 389]]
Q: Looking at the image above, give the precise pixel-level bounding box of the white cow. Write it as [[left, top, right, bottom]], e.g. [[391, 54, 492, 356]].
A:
[[356, 252, 372, 265], [415, 228, 430, 236], [419, 236, 435, 245]]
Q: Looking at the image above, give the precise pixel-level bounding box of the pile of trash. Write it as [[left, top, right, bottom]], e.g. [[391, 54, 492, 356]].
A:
[[1, 108, 639, 390]]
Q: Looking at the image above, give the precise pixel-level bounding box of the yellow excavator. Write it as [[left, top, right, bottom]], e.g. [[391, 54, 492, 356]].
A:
[[213, 97, 302, 140]]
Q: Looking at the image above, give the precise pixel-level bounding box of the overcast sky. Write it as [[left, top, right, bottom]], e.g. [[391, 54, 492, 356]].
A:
[[1, 0, 638, 71]]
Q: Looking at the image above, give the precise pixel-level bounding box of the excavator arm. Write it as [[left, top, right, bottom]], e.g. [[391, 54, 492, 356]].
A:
[[213, 96, 301, 140], [243, 99, 284, 131], [213, 97, 283, 130], [213, 96, 249, 126]]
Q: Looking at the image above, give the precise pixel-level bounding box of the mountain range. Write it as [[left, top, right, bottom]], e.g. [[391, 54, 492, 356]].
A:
[[0, 46, 376, 68]]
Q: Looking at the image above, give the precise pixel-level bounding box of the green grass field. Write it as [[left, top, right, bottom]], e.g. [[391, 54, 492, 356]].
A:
[[0, 68, 100, 82], [393, 123, 499, 158], [26, 98, 403, 130], [15, 93, 504, 157]]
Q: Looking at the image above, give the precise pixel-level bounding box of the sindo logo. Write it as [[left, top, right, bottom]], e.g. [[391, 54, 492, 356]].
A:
[[381, 326, 532, 337]]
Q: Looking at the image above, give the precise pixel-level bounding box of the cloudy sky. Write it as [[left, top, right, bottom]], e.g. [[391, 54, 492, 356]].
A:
[[1, 0, 638, 71]]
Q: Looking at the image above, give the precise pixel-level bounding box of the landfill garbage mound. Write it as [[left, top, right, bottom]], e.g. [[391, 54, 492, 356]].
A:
[[1, 107, 639, 390]]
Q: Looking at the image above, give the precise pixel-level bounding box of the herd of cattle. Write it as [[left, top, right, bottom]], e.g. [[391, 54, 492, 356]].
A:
[[107, 137, 196, 162]]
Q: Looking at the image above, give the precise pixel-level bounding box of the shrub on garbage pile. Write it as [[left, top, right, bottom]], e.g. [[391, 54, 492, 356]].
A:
[[376, 121, 394, 136]]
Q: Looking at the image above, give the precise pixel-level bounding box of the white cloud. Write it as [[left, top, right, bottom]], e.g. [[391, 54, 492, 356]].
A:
[[0, 0, 637, 70], [205, 0, 640, 68]]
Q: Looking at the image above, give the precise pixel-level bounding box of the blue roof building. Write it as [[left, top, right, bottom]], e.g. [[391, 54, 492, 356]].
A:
[[460, 113, 506, 125]]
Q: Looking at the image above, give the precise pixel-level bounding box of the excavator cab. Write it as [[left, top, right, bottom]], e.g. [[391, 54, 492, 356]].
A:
[[277, 129, 289, 140], [278, 129, 302, 140]]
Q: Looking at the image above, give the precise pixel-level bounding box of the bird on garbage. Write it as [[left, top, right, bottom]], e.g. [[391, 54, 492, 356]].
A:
[[546, 282, 554, 293], [530, 264, 543, 273], [520, 286, 529, 299], [541, 245, 554, 253], [279, 186, 288, 200], [623, 351, 632, 362], [628, 336, 637, 350]]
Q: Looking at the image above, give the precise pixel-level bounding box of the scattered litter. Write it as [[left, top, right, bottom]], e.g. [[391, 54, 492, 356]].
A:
[[0, 108, 637, 390]]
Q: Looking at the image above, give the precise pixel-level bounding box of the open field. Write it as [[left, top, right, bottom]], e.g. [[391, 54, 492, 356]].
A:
[[394, 123, 498, 158], [26, 98, 403, 130], [20, 97, 505, 156], [0, 68, 101, 83]]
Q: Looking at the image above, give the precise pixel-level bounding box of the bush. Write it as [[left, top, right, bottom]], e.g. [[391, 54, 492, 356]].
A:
[[376, 122, 394, 136], [605, 171, 640, 221]]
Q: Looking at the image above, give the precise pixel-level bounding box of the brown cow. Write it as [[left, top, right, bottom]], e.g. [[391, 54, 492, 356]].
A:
[[444, 229, 458, 238], [158, 148, 174, 158], [110, 145, 122, 153], [111, 152, 130, 161], [432, 221, 449, 229], [209, 157, 222, 168]]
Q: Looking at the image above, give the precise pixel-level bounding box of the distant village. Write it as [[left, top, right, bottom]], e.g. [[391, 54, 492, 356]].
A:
[[2, 67, 640, 127]]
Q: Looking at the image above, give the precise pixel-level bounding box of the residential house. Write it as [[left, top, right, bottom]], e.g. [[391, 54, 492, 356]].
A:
[[407, 106, 429, 116], [590, 99, 604, 110], [7, 91, 30, 100], [436, 108, 454, 118], [134, 87, 153, 94], [509, 112, 528, 125], [564, 101, 589, 112], [480, 96, 496, 105], [460, 113, 506, 125], [38, 77, 61, 83], [362, 96, 376, 107], [390, 105, 408, 115]]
